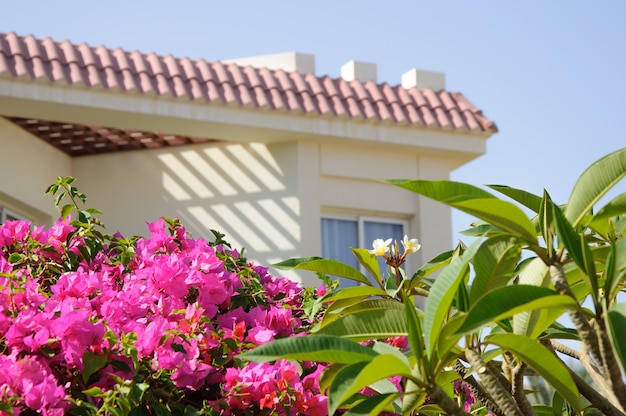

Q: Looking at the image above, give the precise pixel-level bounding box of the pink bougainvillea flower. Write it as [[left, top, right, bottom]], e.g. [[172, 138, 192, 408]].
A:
[[0, 214, 329, 415]]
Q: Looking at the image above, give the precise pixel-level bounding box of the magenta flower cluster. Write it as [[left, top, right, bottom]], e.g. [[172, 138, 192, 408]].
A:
[[0, 217, 327, 415]]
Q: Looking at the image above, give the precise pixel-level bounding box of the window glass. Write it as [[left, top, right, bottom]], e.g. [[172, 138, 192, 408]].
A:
[[363, 220, 404, 277], [322, 216, 406, 287], [322, 218, 359, 283]]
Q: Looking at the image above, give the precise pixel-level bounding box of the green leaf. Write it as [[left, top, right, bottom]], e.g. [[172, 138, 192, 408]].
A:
[[486, 333, 580, 412], [453, 198, 537, 243], [0, 402, 13, 415], [565, 148, 626, 228], [386, 179, 496, 202], [409, 249, 454, 289], [321, 287, 392, 323], [7, 253, 25, 264], [607, 303, 626, 375], [437, 314, 466, 361], [238, 335, 378, 364], [81, 351, 108, 384], [552, 200, 598, 302], [272, 256, 324, 269], [551, 391, 565, 416], [60, 204, 74, 219], [488, 184, 543, 213], [344, 393, 400, 416], [401, 291, 425, 367], [606, 237, 626, 300], [424, 238, 482, 358], [459, 222, 505, 236], [457, 286, 577, 336], [328, 354, 413, 415], [274, 258, 371, 285], [351, 248, 382, 284], [513, 257, 571, 338], [587, 192, 626, 237], [470, 235, 521, 305], [388, 180, 537, 242], [82, 386, 105, 397], [319, 363, 345, 395], [539, 190, 555, 257], [317, 309, 408, 341], [320, 298, 407, 329]]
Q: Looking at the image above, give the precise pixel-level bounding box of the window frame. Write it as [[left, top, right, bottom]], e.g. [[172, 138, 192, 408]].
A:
[[322, 213, 409, 249], [0, 206, 28, 223], [321, 213, 411, 283]]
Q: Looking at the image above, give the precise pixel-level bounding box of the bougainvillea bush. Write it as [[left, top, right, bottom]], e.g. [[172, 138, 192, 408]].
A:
[[0, 177, 329, 415]]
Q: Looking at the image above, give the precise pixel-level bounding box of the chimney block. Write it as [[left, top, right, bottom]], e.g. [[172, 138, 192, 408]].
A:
[[341, 60, 377, 82], [402, 68, 446, 91], [222, 52, 315, 74]]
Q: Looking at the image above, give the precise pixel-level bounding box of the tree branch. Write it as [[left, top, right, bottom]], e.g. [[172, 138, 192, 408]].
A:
[[465, 348, 524, 416], [428, 383, 473, 416], [549, 264, 604, 369], [512, 362, 537, 416], [453, 360, 506, 416], [545, 338, 625, 415]]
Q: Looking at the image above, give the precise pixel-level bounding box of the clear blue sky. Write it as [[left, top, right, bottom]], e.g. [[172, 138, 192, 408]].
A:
[[3, 1, 625, 241]]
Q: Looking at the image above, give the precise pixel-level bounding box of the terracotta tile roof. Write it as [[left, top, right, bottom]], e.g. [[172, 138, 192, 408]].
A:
[[0, 32, 498, 135], [5, 117, 215, 156]]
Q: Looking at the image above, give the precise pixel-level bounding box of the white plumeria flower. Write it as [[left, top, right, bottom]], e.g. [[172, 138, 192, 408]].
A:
[[401, 235, 421, 254], [369, 238, 392, 256]]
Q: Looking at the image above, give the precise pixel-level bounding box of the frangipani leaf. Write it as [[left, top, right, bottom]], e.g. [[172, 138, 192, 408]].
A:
[[607, 303, 626, 375], [460, 222, 505, 236], [457, 286, 577, 335], [385, 179, 495, 203], [273, 258, 370, 285], [452, 198, 537, 243], [238, 335, 377, 364], [606, 237, 626, 300], [409, 249, 454, 289], [387, 180, 537, 242], [351, 248, 382, 284], [514, 257, 578, 338], [587, 192, 626, 237], [566, 147, 626, 228], [401, 291, 425, 367], [486, 333, 580, 412], [328, 354, 412, 415], [320, 298, 407, 329], [317, 309, 408, 341], [272, 256, 324, 269], [552, 199, 598, 302], [326, 286, 390, 302], [470, 235, 521, 305], [487, 184, 543, 213], [344, 393, 400, 416], [424, 238, 482, 357]]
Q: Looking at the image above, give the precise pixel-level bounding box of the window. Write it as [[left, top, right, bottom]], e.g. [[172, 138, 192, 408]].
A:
[[0, 207, 26, 224], [321, 215, 407, 287]]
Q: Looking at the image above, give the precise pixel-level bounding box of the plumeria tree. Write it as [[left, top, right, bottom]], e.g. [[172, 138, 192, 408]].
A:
[[0, 177, 330, 415], [241, 148, 626, 415]]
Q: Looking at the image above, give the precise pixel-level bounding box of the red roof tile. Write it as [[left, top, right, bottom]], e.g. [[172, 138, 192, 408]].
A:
[[0, 32, 497, 133]]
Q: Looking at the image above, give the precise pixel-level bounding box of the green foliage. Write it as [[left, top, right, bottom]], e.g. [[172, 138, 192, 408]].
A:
[[246, 148, 626, 415]]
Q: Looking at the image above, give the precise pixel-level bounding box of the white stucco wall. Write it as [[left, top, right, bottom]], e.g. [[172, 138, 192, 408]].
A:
[[318, 143, 452, 275], [71, 141, 319, 283], [67, 138, 451, 287], [0, 117, 71, 223]]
